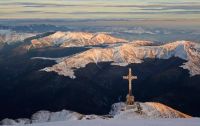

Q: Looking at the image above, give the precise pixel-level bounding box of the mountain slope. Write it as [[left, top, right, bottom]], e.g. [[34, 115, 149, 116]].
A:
[[0, 102, 191, 125], [110, 102, 190, 120], [41, 41, 200, 78], [30, 31, 127, 48]]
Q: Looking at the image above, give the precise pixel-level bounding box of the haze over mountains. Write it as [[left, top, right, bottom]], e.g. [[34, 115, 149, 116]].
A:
[[1, 23, 200, 43], [0, 30, 35, 44]]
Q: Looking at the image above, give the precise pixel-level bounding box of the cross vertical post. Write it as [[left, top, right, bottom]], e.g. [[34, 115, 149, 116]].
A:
[[123, 68, 137, 105]]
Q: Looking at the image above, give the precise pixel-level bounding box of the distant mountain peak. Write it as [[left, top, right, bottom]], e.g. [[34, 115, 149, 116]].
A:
[[129, 40, 155, 46], [30, 31, 127, 48], [50, 31, 94, 40]]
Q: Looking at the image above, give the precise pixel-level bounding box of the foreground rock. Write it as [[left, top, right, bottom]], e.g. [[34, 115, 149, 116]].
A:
[[0, 102, 191, 125]]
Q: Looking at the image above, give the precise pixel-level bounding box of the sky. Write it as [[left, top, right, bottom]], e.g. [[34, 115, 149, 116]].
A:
[[0, 0, 200, 20]]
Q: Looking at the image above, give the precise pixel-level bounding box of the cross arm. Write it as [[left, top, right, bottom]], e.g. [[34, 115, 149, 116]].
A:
[[131, 76, 137, 80], [123, 76, 128, 79]]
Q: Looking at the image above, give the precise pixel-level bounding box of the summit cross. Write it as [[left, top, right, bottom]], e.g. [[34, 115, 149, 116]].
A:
[[123, 68, 137, 105]]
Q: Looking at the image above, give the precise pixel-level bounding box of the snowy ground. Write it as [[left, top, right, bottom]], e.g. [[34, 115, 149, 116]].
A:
[[16, 118, 200, 126], [1, 102, 194, 125]]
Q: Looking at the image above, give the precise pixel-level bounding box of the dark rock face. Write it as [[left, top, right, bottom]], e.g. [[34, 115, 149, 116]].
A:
[[0, 44, 200, 120]]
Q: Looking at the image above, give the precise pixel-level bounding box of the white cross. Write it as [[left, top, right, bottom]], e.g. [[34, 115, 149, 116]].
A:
[[123, 68, 137, 96]]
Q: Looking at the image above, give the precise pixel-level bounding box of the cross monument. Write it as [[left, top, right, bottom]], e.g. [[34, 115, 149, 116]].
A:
[[123, 68, 137, 105]]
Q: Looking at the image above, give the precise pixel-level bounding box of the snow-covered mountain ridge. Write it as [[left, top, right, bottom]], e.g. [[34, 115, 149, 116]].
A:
[[41, 40, 200, 78], [30, 31, 127, 48], [0, 102, 191, 125]]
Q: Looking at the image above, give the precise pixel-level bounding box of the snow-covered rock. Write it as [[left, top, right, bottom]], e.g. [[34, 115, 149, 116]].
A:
[[0, 102, 191, 125], [0, 118, 30, 125], [31, 110, 83, 123], [30, 31, 127, 48], [1, 119, 18, 125], [110, 102, 190, 119], [41, 40, 200, 78], [31, 111, 51, 123]]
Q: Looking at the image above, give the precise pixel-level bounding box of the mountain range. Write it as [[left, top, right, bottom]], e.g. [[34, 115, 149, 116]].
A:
[[39, 40, 200, 79], [0, 31, 200, 123], [30, 31, 127, 49]]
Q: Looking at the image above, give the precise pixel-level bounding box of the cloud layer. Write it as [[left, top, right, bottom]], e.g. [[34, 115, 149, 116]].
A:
[[0, 0, 200, 19]]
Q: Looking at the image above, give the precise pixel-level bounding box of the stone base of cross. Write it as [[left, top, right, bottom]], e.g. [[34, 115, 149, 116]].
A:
[[126, 94, 134, 105]]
